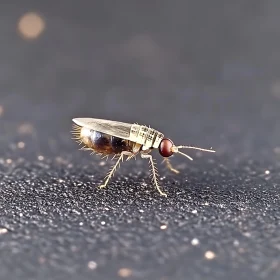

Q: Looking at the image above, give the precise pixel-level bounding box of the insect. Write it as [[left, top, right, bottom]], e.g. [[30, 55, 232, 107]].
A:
[[71, 118, 215, 197]]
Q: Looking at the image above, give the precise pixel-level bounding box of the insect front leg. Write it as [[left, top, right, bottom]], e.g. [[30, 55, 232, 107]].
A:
[[140, 153, 167, 197], [162, 158, 180, 174], [99, 151, 133, 189]]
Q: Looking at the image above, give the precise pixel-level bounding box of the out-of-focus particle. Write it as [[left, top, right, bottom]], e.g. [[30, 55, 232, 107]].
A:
[[233, 240, 239, 246], [205, 250, 216, 260], [18, 123, 34, 134], [18, 12, 45, 39], [17, 142, 25, 149], [160, 224, 167, 230], [243, 232, 251, 237], [88, 261, 97, 270], [191, 238, 200, 246], [118, 268, 132, 278], [0, 228, 8, 234]]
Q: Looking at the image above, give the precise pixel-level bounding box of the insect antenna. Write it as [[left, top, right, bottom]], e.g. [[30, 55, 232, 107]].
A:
[[171, 145, 215, 161]]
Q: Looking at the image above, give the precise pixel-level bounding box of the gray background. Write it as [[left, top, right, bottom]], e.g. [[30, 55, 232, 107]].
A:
[[0, 1, 280, 280]]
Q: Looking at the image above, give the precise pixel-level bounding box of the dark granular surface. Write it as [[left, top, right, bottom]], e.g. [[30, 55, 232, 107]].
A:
[[0, 2, 280, 280]]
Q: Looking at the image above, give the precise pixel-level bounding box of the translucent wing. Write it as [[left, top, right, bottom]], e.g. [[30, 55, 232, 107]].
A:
[[72, 118, 132, 140]]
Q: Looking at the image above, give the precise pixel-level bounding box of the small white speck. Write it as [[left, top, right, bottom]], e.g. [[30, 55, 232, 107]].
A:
[[139, 209, 144, 213], [79, 222, 83, 226], [19, 213, 23, 217], [88, 261, 97, 270], [205, 250, 216, 260], [6, 159, 12, 164], [38, 155, 44, 161], [243, 232, 251, 237], [99, 161, 106, 166], [0, 228, 8, 234], [17, 142, 25, 149], [160, 224, 167, 230], [204, 202, 209, 206], [233, 240, 239, 246], [265, 170, 270, 175], [191, 238, 200, 246], [192, 209, 198, 214], [101, 221, 106, 225]]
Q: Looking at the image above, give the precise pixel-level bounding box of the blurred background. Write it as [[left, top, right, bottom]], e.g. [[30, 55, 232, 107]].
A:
[[1, 1, 280, 279], [1, 0, 280, 163]]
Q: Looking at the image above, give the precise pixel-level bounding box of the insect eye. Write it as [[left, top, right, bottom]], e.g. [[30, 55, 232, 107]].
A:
[[159, 138, 174, 157]]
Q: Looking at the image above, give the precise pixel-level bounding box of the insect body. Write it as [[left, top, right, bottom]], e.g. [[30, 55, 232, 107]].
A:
[[72, 118, 215, 196]]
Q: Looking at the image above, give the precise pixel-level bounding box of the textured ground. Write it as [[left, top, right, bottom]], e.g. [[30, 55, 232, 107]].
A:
[[0, 1, 280, 280]]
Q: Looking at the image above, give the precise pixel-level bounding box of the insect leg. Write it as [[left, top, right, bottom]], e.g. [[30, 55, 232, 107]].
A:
[[162, 158, 180, 174], [140, 154, 167, 197], [98, 151, 133, 189]]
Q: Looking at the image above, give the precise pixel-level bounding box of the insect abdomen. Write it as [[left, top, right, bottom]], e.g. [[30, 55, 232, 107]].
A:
[[79, 127, 134, 155]]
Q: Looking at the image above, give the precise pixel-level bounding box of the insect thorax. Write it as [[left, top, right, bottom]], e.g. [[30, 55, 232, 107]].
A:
[[129, 124, 164, 150]]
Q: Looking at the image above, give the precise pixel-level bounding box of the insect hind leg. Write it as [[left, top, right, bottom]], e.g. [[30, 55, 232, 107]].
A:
[[98, 151, 133, 189], [141, 154, 167, 197], [162, 158, 180, 174]]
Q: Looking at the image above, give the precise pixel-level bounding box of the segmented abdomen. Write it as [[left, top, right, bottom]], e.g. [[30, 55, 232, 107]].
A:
[[80, 127, 134, 155]]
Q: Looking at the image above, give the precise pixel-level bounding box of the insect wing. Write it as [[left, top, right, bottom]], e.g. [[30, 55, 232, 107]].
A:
[[72, 118, 132, 139]]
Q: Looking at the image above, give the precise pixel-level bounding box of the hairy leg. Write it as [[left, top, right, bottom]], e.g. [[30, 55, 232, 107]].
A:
[[141, 154, 167, 197]]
